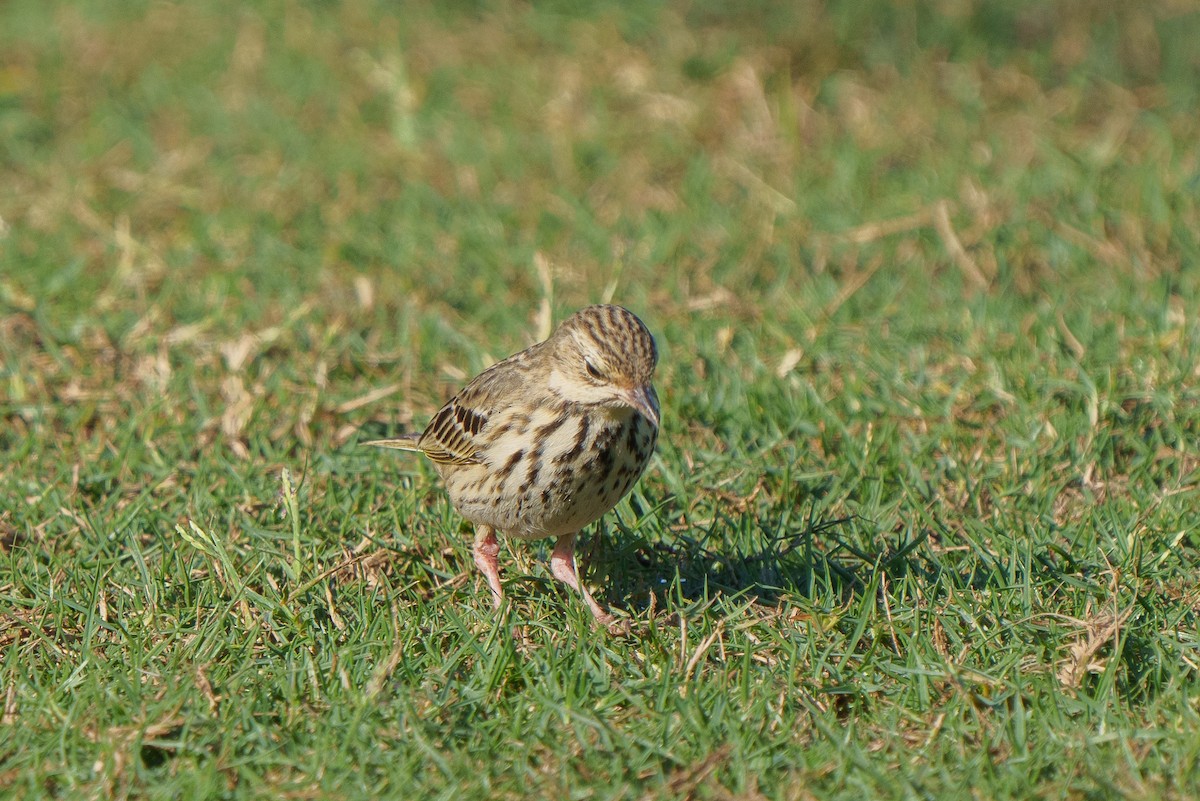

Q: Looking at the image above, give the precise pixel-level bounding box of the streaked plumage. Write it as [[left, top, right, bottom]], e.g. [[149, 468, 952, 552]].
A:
[[368, 304, 660, 627]]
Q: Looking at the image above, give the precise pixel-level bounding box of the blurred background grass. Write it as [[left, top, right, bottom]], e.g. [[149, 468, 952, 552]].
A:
[[3, 0, 1200, 798]]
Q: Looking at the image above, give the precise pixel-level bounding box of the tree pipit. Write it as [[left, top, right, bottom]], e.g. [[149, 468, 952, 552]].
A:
[[368, 304, 659, 629]]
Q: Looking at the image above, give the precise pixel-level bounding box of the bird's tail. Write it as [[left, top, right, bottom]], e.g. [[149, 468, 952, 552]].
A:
[[362, 433, 422, 452]]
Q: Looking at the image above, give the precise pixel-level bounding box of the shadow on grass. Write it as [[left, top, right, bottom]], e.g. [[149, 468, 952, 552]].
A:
[[586, 508, 937, 613]]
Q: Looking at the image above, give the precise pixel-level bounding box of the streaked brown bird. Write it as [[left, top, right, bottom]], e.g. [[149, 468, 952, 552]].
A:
[[367, 304, 660, 627]]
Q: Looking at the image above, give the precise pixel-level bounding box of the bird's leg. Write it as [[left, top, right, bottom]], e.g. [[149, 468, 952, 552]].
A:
[[550, 532, 615, 626], [472, 524, 504, 610]]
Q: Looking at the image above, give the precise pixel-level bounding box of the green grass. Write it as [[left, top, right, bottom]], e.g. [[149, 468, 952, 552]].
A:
[[3, 0, 1200, 798]]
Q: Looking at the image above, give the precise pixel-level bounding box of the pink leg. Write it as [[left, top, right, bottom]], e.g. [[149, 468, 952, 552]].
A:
[[472, 525, 504, 610], [550, 532, 614, 626]]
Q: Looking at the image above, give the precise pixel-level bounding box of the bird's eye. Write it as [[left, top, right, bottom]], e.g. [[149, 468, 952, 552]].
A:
[[584, 360, 604, 380]]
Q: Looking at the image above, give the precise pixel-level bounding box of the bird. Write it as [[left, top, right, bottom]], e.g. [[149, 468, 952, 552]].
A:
[[366, 304, 660, 628]]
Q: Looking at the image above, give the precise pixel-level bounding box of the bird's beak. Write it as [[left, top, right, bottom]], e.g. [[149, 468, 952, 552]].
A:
[[625, 384, 660, 428]]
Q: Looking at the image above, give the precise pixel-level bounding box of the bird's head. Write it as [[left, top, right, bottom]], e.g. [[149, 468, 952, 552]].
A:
[[547, 304, 660, 427]]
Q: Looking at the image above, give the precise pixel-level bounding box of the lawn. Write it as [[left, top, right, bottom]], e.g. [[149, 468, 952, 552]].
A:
[[3, 0, 1200, 798]]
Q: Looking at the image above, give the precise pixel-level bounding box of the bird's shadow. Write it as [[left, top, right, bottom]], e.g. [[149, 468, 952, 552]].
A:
[[584, 506, 933, 615]]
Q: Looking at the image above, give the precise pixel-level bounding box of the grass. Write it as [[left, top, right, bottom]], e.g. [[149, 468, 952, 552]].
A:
[[3, 0, 1200, 798]]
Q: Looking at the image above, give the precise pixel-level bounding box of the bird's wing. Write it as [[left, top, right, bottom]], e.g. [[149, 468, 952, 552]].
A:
[[414, 346, 541, 466], [415, 398, 489, 465]]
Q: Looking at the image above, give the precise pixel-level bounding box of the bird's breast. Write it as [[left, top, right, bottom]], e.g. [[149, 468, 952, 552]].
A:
[[441, 404, 657, 540]]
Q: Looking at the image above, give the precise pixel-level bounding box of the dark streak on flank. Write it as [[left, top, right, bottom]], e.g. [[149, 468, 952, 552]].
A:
[[524, 445, 544, 491], [535, 410, 570, 441], [557, 466, 575, 487], [555, 413, 590, 465], [497, 448, 524, 479]]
